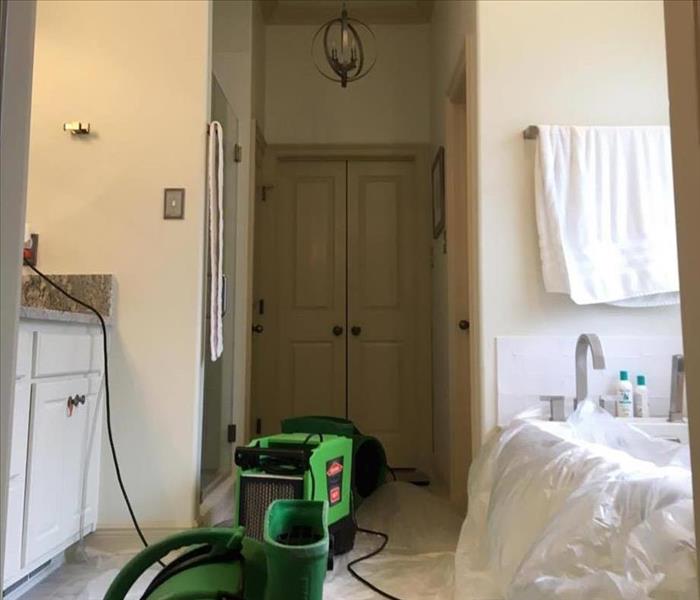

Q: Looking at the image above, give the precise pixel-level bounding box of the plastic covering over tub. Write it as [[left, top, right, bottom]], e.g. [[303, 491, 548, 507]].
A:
[[329, 400, 696, 599], [455, 401, 697, 600]]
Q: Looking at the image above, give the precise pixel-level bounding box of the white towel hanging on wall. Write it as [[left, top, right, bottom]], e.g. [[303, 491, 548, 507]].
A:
[[534, 125, 680, 306], [208, 121, 224, 361]]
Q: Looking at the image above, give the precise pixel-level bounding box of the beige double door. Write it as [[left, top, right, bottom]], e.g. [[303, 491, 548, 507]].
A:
[[255, 159, 422, 466]]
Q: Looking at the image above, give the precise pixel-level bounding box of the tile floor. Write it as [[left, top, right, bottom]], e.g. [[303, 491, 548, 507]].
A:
[[18, 533, 161, 600], [15, 481, 458, 600]]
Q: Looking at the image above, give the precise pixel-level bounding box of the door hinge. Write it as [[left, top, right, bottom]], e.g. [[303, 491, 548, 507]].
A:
[[258, 298, 265, 315], [255, 418, 262, 435], [227, 424, 236, 443], [234, 144, 242, 163], [261, 185, 274, 201]]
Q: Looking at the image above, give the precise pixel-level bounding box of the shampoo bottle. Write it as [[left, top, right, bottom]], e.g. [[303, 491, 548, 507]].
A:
[[617, 370, 634, 417], [634, 375, 650, 418]]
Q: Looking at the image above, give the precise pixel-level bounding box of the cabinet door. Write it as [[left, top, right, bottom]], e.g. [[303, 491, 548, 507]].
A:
[[24, 378, 89, 565], [63, 381, 101, 539], [3, 381, 31, 584]]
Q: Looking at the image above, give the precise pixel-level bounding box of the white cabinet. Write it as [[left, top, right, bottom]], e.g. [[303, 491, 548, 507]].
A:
[[3, 320, 105, 590], [34, 332, 93, 378], [4, 381, 31, 583], [24, 378, 90, 564]]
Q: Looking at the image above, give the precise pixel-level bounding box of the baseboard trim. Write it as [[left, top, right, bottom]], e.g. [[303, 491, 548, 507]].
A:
[[88, 526, 191, 544], [2, 554, 64, 600]]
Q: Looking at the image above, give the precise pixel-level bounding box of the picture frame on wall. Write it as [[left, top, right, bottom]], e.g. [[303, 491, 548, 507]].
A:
[[432, 146, 445, 239]]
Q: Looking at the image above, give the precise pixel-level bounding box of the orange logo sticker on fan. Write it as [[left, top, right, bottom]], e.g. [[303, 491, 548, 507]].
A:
[[327, 461, 343, 477]]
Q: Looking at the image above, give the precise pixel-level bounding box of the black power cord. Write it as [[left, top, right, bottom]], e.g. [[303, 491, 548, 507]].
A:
[[23, 261, 164, 566], [347, 493, 404, 600]]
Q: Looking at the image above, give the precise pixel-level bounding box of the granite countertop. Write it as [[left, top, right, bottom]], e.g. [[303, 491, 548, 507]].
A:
[[20, 273, 114, 325]]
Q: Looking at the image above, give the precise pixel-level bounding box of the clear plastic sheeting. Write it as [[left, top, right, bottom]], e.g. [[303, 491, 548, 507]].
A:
[[29, 406, 696, 600], [455, 401, 697, 600], [326, 482, 462, 600]]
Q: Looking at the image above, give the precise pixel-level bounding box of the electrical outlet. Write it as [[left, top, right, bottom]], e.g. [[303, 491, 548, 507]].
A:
[[23, 233, 39, 266], [163, 188, 185, 219]]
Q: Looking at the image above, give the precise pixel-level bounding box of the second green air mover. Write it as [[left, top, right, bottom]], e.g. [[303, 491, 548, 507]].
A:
[[234, 415, 388, 555]]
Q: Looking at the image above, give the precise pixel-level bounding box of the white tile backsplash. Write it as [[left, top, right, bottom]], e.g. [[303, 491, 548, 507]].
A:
[[496, 336, 683, 425]]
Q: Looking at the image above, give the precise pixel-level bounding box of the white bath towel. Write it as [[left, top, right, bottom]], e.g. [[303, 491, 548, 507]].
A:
[[208, 121, 224, 361], [534, 125, 679, 306]]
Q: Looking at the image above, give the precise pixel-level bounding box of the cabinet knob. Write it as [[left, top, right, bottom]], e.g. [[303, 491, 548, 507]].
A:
[[332, 325, 344, 336], [351, 326, 362, 336], [252, 324, 264, 334], [458, 320, 470, 331], [67, 394, 87, 416]]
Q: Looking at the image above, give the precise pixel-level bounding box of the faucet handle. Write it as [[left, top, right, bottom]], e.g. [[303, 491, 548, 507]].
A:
[[541, 395, 566, 421], [672, 354, 684, 372]]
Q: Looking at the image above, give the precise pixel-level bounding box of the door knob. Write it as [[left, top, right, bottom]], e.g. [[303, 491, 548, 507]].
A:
[[252, 324, 264, 334], [332, 325, 344, 336], [458, 320, 470, 331], [351, 326, 362, 336]]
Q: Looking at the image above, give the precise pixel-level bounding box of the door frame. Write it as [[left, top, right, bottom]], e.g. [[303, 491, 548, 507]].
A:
[[444, 50, 471, 511], [440, 41, 481, 510], [1, 0, 37, 588], [250, 143, 434, 475]]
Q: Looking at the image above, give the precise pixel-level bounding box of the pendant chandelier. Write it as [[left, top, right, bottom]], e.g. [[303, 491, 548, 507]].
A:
[[312, 4, 377, 88]]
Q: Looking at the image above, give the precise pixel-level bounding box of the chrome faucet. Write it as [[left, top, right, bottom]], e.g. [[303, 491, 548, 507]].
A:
[[669, 354, 685, 422], [575, 334, 606, 409]]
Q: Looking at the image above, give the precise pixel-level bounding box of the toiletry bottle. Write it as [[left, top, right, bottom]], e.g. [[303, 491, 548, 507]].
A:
[[634, 375, 649, 418], [617, 370, 633, 417]]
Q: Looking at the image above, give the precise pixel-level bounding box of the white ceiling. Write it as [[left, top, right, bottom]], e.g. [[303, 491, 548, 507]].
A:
[[260, 0, 435, 25]]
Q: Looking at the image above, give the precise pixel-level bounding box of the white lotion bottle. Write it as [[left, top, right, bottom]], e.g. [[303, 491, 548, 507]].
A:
[[634, 375, 650, 418], [617, 370, 634, 417]]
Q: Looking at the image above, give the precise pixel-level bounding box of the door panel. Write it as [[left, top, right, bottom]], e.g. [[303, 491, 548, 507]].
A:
[[276, 161, 347, 425], [63, 386, 99, 539], [360, 181, 400, 308], [355, 342, 401, 431], [25, 378, 88, 564], [347, 161, 418, 466], [294, 181, 336, 308], [291, 342, 336, 415]]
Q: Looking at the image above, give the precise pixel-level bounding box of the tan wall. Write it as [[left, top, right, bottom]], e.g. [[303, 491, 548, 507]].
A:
[[663, 0, 700, 571], [264, 24, 431, 144], [25, 0, 211, 528], [474, 0, 682, 437]]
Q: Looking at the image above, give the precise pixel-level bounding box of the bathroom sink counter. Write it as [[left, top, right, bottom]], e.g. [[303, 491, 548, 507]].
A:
[[19, 305, 113, 325], [20, 273, 114, 325], [619, 416, 689, 444]]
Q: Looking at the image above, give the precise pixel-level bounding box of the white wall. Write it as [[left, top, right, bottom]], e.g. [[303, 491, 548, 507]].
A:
[[473, 0, 681, 437], [25, 0, 211, 528], [1, 0, 36, 581], [264, 24, 431, 144], [430, 1, 473, 150]]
